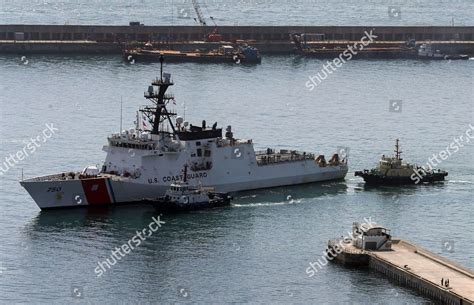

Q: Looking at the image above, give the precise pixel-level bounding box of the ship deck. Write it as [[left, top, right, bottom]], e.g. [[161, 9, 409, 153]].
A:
[[22, 172, 118, 183], [255, 149, 315, 165]]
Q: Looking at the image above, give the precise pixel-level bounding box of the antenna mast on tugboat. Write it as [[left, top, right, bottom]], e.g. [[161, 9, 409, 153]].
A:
[[394, 138, 402, 160]]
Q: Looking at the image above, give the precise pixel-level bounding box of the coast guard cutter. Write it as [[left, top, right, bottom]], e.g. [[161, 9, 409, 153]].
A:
[[20, 58, 348, 209]]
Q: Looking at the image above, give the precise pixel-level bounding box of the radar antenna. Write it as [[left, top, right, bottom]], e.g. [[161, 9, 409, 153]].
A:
[[142, 56, 177, 136], [394, 138, 402, 160]]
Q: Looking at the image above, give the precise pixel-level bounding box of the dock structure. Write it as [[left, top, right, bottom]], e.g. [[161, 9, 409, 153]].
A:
[[328, 223, 474, 305], [0, 24, 473, 54], [370, 239, 473, 305], [1, 25, 473, 42]]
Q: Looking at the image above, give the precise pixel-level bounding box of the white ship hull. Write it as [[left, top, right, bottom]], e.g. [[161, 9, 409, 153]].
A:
[[20, 69, 349, 210], [21, 159, 348, 210]]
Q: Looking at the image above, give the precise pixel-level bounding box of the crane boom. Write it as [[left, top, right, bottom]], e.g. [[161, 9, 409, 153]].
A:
[[191, 0, 206, 26], [191, 0, 222, 42]]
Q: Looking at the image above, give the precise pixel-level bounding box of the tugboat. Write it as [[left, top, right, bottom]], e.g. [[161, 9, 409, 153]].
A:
[[355, 139, 448, 185], [417, 43, 469, 60], [124, 44, 261, 64], [145, 165, 232, 212], [20, 56, 347, 210]]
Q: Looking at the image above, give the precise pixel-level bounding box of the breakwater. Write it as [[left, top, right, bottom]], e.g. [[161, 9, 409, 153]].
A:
[[1, 24, 473, 54]]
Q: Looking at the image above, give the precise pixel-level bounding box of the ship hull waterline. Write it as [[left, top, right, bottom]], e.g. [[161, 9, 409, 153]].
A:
[[354, 171, 448, 186], [124, 52, 261, 64], [21, 166, 348, 210]]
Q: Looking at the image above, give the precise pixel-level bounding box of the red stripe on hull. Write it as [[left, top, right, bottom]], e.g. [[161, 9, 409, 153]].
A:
[[81, 178, 111, 205]]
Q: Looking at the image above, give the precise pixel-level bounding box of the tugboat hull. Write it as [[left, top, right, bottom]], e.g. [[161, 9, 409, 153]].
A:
[[146, 193, 232, 212], [354, 171, 448, 186], [417, 54, 469, 60]]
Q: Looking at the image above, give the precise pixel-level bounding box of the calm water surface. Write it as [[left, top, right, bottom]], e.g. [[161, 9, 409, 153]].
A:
[[1, 0, 473, 26], [0, 54, 473, 303]]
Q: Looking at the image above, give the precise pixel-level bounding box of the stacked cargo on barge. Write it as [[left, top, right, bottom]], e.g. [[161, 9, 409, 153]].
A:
[[124, 43, 261, 64], [291, 33, 417, 59]]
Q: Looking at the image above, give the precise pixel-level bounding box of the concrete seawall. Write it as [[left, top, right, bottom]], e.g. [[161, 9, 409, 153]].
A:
[[0, 40, 122, 54], [1, 24, 474, 55], [369, 239, 474, 305], [1, 25, 474, 42], [336, 239, 474, 304]]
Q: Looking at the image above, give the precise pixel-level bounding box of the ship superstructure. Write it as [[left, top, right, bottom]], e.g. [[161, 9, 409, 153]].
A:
[[355, 139, 448, 185], [20, 57, 348, 210]]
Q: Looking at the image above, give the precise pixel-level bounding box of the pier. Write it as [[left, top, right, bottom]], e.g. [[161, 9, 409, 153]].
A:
[[328, 223, 474, 304], [371, 239, 473, 305], [1, 24, 474, 55]]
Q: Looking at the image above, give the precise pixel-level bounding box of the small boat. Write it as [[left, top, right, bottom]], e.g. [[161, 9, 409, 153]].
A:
[[145, 166, 232, 212], [124, 44, 261, 64], [355, 139, 448, 186], [417, 43, 469, 60]]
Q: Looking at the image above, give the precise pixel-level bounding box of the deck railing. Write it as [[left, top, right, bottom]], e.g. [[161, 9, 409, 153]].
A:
[[256, 149, 315, 166]]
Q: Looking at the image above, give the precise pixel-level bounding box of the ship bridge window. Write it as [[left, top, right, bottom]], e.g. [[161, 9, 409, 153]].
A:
[[197, 148, 202, 157], [196, 141, 201, 146]]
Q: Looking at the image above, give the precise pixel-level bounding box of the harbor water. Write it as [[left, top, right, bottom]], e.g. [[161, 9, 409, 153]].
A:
[[0, 54, 472, 303], [1, 0, 473, 26]]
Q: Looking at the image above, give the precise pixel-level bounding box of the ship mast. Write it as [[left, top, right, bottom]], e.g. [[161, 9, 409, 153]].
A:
[[394, 138, 402, 160], [142, 56, 177, 136]]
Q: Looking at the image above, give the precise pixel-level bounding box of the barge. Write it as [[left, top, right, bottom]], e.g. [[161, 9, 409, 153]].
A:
[[291, 33, 417, 59], [124, 44, 261, 64]]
